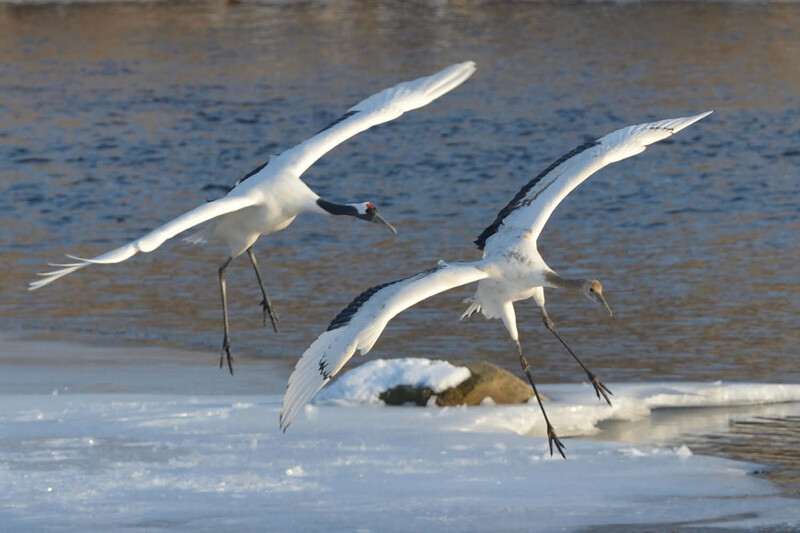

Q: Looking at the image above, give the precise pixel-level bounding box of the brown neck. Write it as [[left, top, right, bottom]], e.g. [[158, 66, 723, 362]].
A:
[[544, 271, 585, 291]]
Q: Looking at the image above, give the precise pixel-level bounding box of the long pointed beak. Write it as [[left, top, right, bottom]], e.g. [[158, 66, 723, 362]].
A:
[[598, 293, 613, 317], [373, 212, 397, 234]]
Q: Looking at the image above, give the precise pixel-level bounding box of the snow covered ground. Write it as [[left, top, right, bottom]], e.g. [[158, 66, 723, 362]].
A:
[[1, 343, 799, 532]]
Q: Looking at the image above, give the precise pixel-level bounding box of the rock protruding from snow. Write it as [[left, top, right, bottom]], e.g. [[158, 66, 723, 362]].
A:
[[436, 361, 535, 406], [377, 360, 535, 407]]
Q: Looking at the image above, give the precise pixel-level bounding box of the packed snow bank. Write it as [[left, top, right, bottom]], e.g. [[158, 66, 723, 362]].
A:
[[309, 358, 800, 439]]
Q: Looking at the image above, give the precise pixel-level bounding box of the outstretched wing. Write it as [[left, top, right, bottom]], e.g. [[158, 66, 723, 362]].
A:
[[475, 111, 713, 253], [273, 61, 476, 178], [279, 261, 488, 430], [29, 194, 257, 290], [30, 62, 475, 290]]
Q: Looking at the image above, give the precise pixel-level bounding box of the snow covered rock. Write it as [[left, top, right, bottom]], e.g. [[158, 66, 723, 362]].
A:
[[379, 360, 535, 406], [317, 358, 471, 405]]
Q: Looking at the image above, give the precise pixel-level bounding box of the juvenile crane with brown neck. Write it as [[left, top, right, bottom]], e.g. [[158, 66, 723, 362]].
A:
[[280, 111, 712, 458]]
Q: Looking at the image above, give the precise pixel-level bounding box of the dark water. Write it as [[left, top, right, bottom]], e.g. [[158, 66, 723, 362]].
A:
[[693, 414, 800, 496], [590, 401, 800, 498], [1, 1, 798, 387]]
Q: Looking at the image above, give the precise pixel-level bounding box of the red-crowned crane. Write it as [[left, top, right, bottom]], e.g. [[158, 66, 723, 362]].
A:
[[29, 61, 477, 373]]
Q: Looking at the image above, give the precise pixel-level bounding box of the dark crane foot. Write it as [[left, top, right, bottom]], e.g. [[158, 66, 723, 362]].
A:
[[546, 423, 567, 459], [588, 372, 613, 406], [220, 338, 234, 375], [261, 299, 280, 333], [515, 342, 567, 459]]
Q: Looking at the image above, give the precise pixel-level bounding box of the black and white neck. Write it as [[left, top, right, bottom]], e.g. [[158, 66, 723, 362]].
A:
[[316, 199, 362, 217], [315, 198, 396, 234]]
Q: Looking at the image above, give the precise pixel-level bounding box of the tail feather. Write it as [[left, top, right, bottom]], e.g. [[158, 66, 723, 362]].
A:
[[459, 295, 481, 321], [183, 227, 210, 246]]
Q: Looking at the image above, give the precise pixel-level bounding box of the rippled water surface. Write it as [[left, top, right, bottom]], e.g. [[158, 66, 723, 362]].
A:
[[1, 1, 799, 386]]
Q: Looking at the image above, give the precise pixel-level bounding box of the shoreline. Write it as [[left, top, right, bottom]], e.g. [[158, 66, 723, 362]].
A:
[[0, 333, 294, 396]]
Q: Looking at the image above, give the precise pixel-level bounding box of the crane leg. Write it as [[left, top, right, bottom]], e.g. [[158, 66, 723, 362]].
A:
[[541, 311, 612, 406], [218, 256, 234, 375], [246, 247, 279, 333], [515, 340, 566, 459]]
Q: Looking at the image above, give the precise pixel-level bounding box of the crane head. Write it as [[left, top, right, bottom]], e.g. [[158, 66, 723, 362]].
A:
[[583, 279, 612, 317], [353, 202, 397, 234]]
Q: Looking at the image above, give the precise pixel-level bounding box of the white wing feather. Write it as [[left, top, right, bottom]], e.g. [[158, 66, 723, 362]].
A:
[[29, 194, 256, 290], [279, 261, 488, 430], [31, 62, 476, 290], [277, 61, 476, 178], [478, 111, 713, 254]]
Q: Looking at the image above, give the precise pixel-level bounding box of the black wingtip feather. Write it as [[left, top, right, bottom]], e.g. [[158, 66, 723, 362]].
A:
[[327, 279, 404, 332], [315, 109, 360, 136], [326, 265, 446, 331], [474, 141, 600, 251], [230, 160, 269, 190]]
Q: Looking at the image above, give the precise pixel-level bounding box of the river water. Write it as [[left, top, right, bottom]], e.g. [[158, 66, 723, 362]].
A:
[[1, 1, 798, 387]]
